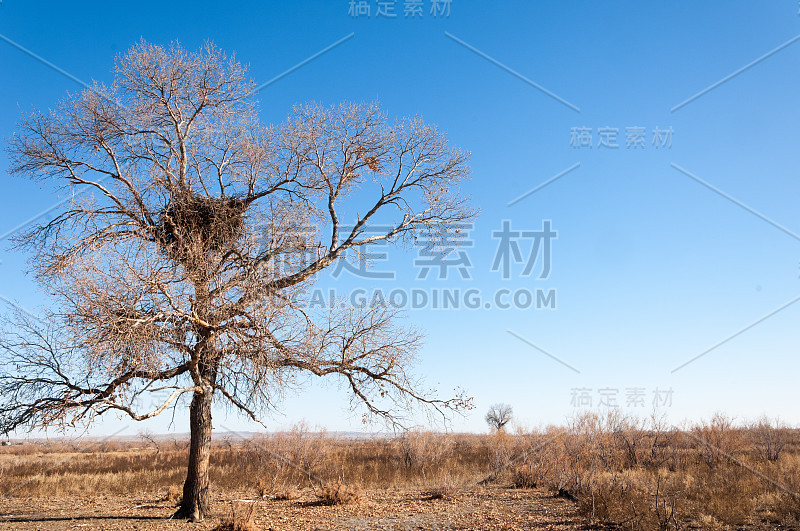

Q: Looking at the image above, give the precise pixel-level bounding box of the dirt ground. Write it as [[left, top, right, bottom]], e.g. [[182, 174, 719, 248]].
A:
[[0, 485, 591, 530]]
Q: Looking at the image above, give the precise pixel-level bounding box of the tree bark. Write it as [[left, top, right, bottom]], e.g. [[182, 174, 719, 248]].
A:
[[173, 278, 217, 521], [174, 388, 214, 521]]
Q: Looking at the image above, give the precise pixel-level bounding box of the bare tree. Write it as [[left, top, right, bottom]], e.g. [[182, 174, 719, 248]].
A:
[[138, 429, 161, 454], [1, 40, 474, 521], [485, 403, 513, 431]]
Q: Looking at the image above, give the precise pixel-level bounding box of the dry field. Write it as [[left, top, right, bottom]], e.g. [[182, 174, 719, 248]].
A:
[[0, 413, 799, 530]]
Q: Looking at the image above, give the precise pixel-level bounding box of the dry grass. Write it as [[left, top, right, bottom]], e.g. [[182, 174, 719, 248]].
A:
[[270, 485, 302, 501], [157, 485, 182, 505], [211, 501, 259, 531], [1, 416, 799, 529], [516, 412, 800, 530], [314, 481, 363, 506], [511, 465, 537, 489], [422, 471, 462, 500]]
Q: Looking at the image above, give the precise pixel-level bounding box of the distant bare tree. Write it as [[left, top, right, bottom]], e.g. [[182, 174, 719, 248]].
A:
[[138, 430, 161, 454], [0, 40, 474, 521], [485, 404, 513, 431]]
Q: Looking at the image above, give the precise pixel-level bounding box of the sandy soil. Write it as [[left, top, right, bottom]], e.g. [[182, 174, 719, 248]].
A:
[[0, 485, 592, 530]]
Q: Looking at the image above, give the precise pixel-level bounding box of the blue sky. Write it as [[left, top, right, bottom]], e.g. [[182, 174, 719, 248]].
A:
[[1, 1, 800, 436]]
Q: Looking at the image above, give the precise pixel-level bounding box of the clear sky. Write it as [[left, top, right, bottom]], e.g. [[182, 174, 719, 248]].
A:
[[1, 1, 799, 437]]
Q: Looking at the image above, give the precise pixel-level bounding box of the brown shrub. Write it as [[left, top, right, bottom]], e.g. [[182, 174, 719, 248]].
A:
[[749, 416, 790, 462], [316, 481, 363, 506], [510, 466, 537, 489], [423, 471, 463, 500], [483, 429, 525, 482], [212, 501, 259, 531], [691, 413, 744, 468], [158, 485, 182, 505], [272, 485, 302, 501], [397, 429, 453, 472], [3, 419, 800, 529]]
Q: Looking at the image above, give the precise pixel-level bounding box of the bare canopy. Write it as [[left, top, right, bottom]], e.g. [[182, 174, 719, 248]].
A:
[[486, 403, 513, 431], [1, 40, 474, 521]]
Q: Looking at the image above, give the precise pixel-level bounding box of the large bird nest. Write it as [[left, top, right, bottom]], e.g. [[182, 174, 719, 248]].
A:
[[154, 194, 248, 262]]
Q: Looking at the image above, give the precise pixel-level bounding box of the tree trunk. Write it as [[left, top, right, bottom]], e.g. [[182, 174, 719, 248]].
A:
[[174, 388, 214, 521], [174, 278, 217, 522]]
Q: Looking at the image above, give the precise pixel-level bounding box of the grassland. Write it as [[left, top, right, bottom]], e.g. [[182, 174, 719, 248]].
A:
[[0, 413, 798, 530]]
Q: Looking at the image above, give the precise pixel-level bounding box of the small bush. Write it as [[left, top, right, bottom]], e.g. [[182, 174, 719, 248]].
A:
[[273, 485, 302, 501], [212, 501, 259, 531], [397, 429, 453, 472], [511, 467, 537, 489], [316, 481, 363, 506], [423, 473, 462, 500], [750, 416, 789, 462], [158, 485, 182, 505], [483, 430, 522, 482]]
